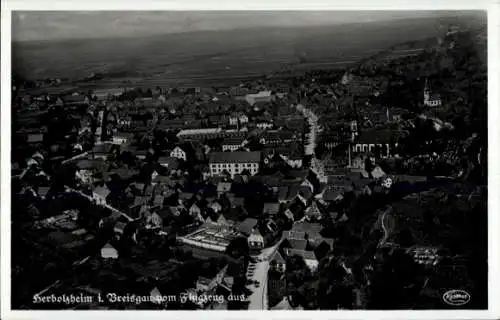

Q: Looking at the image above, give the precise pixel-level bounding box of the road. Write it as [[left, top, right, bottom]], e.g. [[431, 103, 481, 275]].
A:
[[297, 104, 318, 156], [246, 238, 284, 310], [65, 185, 134, 222], [378, 207, 393, 247]]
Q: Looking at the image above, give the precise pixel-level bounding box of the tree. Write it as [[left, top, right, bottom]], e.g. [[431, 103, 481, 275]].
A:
[[368, 249, 425, 309], [226, 236, 249, 258]]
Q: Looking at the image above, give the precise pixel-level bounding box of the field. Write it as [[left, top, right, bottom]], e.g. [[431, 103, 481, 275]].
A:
[[12, 14, 485, 87]]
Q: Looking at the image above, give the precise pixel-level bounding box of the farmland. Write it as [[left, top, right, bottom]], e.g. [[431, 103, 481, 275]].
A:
[[12, 14, 485, 88]]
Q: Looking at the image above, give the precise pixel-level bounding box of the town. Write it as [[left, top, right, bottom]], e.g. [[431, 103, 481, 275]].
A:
[[10, 17, 487, 310]]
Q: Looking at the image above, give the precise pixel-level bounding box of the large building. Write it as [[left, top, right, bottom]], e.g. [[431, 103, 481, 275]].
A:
[[423, 81, 442, 107], [244, 91, 274, 106], [177, 128, 224, 141], [209, 151, 261, 177]]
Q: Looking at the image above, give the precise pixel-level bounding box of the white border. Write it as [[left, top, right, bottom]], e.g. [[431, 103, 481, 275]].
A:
[[1, 1, 499, 320]]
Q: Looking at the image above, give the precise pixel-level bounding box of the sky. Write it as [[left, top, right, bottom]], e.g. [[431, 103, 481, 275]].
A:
[[11, 11, 463, 42]]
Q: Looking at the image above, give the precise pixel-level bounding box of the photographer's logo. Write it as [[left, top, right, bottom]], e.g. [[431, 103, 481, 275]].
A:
[[442, 290, 470, 306]]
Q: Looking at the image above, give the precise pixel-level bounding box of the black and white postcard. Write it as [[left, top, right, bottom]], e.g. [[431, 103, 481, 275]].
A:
[[1, 1, 499, 319]]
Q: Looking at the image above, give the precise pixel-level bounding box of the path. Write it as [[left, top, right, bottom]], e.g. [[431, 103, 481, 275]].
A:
[[65, 186, 134, 222]]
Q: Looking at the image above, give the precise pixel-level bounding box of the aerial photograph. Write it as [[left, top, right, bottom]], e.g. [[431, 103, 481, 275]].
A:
[[10, 11, 487, 310]]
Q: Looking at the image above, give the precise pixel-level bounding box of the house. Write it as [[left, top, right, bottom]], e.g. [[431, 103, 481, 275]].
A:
[[245, 91, 274, 106], [153, 195, 165, 208], [239, 113, 249, 124], [178, 192, 194, 206], [271, 250, 286, 273], [284, 222, 326, 248], [177, 128, 224, 141], [370, 166, 386, 179], [113, 221, 127, 237], [263, 202, 280, 216], [92, 143, 116, 160], [256, 121, 273, 130], [101, 243, 119, 259], [248, 229, 265, 250], [423, 81, 442, 107], [285, 238, 308, 251], [222, 137, 247, 152], [283, 197, 307, 222], [189, 203, 201, 217], [93, 185, 110, 205], [37, 186, 51, 200], [351, 130, 403, 159], [304, 201, 322, 221], [209, 201, 222, 213], [112, 132, 133, 145], [170, 143, 196, 162], [279, 152, 303, 169], [150, 287, 163, 305], [229, 112, 249, 126], [238, 218, 258, 236], [196, 265, 228, 294], [27, 133, 44, 144], [145, 211, 163, 229], [215, 213, 234, 227], [158, 157, 180, 171], [278, 184, 301, 204], [209, 152, 261, 178], [284, 248, 318, 271]]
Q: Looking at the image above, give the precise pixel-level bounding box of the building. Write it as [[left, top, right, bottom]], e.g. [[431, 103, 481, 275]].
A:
[[245, 91, 274, 106], [271, 251, 286, 273], [268, 272, 286, 308], [222, 137, 246, 152], [351, 130, 400, 159], [170, 146, 187, 161], [248, 229, 265, 250], [279, 152, 303, 169], [177, 128, 224, 141], [256, 120, 273, 129], [423, 81, 442, 107], [101, 243, 119, 259], [229, 112, 249, 126], [284, 248, 318, 271], [93, 185, 110, 205], [92, 88, 126, 100], [112, 132, 133, 145], [209, 152, 261, 178]]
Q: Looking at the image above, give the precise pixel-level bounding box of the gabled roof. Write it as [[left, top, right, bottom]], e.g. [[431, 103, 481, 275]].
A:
[[217, 182, 232, 193], [285, 248, 317, 261], [371, 166, 386, 179], [272, 250, 286, 263], [291, 222, 323, 240], [94, 185, 110, 199], [37, 186, 51, 197], [102, 243, 116, 250], [92, 143, 115, 154], [217, 214, 230, 225], [288, 239, 308, 250], [283, 230, 306, 240], [263, 202, 280, 215], [153, 195, 165, 207], [238, 218, 258, 235], [179, 192, 194, 200], [209, 151, 261, 164], [27, 133, 44, 143], [76, 159, 105, 170]]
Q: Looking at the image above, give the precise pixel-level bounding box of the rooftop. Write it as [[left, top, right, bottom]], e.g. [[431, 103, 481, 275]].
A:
[[285, 248, 317, 261], [177, 128, 222, 136], [209, 151, 261, 164]]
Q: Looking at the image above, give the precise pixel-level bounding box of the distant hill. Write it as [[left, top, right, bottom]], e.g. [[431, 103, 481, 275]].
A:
[[12, 13, 485, 87]]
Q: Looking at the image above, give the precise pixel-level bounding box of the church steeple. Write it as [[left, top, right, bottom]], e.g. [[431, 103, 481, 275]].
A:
[[424, 79, 431, 102]]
